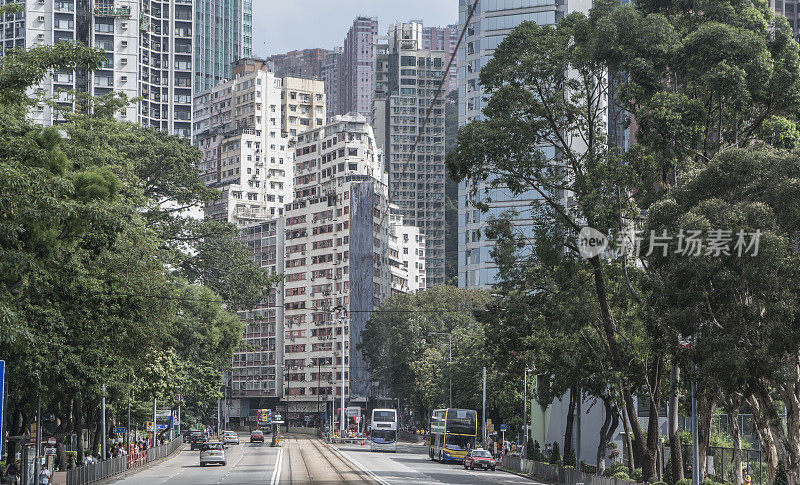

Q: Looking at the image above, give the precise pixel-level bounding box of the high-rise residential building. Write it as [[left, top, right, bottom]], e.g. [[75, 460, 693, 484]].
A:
[[194, 0, 253, 92], [457, 0, 578, 289], [266, 48, 330, 79], [1, 0, 192, 137], [231, 218, 284, 426], [193, 66, 292, 225], [278, 114, 424, 425], [769, 0, 800, 37], [280, 76, 326, 141], [422, 24, 459, 93], [340, 16, 378, 121], [374, 21, 447, 287], [321, 47, 343, 121]]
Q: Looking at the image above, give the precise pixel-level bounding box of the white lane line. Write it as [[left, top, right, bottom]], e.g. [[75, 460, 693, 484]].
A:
[[269, 447, 284, 485], [216, 443, 248, 484], [329, 445, 391, 485]]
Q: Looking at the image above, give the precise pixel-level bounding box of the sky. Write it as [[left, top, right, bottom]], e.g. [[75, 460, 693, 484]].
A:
[[251, 0, 458, 57]]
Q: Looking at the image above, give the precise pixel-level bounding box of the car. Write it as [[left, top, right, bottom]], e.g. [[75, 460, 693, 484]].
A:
[[185, 429, 203, 443], [464, 449, 496, 471], [222, 431, 239, 445], [199, 441, 226, 466], [190, 433, 209, 451], [250, 430, 264, 443]]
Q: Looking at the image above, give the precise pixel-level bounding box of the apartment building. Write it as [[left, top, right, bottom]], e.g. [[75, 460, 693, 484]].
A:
[[280, 76, 326, 141], [194, 0, 253, 92], [374, 21, 447, 287], [339, 16, 378, 121], [193, 67, 292, 225], [279, 114, 424, 425], [422, 24, 459, 93], [321, 47, 342, 121], [266, 48, 330, 79], [389, 208, 426, 294], [1, 0, 192, 136], [457, 0, 575, 288]]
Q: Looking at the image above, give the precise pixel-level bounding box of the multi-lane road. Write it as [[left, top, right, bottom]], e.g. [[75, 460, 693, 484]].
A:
[[109, 434, 540, 485]]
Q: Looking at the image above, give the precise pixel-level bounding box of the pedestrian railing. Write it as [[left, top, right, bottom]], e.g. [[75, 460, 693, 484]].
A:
[[66, 439, 182, 485], [501, 456, 635, 485]]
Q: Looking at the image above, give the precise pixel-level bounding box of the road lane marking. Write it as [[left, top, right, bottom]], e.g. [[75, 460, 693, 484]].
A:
[[329, 444, 390, 485], [216, 442, 248, 484], [269, 447, 283, 485]]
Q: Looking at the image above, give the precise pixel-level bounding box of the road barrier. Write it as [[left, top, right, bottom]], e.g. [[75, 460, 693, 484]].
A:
[[66, 438, 182, 485]]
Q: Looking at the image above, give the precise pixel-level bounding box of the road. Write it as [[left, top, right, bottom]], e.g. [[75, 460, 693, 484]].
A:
[[110, 434, 542, 485]]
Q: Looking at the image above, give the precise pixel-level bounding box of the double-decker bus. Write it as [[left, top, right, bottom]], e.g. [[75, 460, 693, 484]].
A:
[[429, 408, 477, 463], [370, 409, 397, 452]]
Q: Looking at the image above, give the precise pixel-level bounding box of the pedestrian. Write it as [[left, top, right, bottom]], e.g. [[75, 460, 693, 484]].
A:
[[743, 467, 752, 485], [38, 464, 51, 485], [4, 460, 19, 484]]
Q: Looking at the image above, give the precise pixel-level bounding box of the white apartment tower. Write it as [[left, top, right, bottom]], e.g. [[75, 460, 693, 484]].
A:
[[193, 68, 292, 225], [0, 0, 192, 136]]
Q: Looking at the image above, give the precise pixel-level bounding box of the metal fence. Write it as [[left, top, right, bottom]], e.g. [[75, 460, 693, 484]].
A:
[[502, 456, 635, 485], [681, 444, 765, 485], [66, 439, 182, 485]]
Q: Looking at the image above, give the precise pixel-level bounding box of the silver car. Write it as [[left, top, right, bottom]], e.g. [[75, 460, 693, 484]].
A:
[[222, 431, 239, 445], [199, 441, 226, 466]]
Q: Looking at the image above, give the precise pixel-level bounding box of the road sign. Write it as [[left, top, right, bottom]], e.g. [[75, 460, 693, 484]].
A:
[[113, 427, 127, 434], [146, 421, 155, 431], [156, 424, 168, 430], [47, 436, 56, 445], [500, 424, 507, 431], [346, 406, 361, 417], [45, 447, 57, 456], [0, 361, 4, 458]]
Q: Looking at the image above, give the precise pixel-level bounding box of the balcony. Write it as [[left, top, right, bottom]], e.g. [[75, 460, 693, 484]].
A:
[[94, 5, 131, 17]]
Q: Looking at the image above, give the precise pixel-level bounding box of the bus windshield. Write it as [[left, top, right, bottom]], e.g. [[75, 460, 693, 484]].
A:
[[446, 409, 476, 435], [373, 411, 395, 422], [445, 434, 474, 451], [371, 429, 397, 443]]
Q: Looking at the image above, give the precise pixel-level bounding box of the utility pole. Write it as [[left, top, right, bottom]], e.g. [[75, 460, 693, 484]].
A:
[[35, 392, 41, 484], [177, 403, 181, 437], [524, 368, 528, 454], [101, 384, 107, 460], [127, 377, 131, 452], [340, 309, 346, 437], [482, 366, 487, 446], [692, 379, 699, 485], [576, 386, 582, 469]]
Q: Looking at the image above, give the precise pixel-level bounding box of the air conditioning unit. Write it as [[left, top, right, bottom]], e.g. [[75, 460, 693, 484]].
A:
[[36, 33, 45, 40], [37, 15, 45, 22], [120, 58, 127, 65], [120, 22, 128, 29], [38, 0, 45, 3], [121, 40, 128, 48], [120, 75, 127, 82]]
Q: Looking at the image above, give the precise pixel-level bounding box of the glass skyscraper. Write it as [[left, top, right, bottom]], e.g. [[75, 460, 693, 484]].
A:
[[456, 0, 588, 288], [194, 0, 253, 92]]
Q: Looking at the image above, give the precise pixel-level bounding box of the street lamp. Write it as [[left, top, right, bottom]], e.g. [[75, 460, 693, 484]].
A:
[[428, 332, 452, 409], [332, 306, 348, 437]]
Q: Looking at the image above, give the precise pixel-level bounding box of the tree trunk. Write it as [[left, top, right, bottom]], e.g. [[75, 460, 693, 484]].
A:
[[724, 396, 743, 485], [91, 405, 102, 457], [698, 392, 718, 482], [669, 362, 684, 483], [597, 400, 613, 475], [74, 399, 85, 466], [564, 385, 577, 460], [621, 391, 635, 470]]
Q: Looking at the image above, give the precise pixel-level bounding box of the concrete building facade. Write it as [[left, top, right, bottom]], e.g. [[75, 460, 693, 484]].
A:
[[321, 47, 343, 121], [280, 76, 326, 141], [1, 0, 192, 137], [266, 48, 330, 79], [374, 20, 447, 287], [422, 24, 459, 93], [340, 16, 378, 121], [193, 67, 292, 225], [194, 0, 253, 92]]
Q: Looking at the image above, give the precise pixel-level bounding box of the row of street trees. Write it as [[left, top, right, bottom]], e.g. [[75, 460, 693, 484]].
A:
[[0, 33, 274, 467], [443, 0, 800, 483]]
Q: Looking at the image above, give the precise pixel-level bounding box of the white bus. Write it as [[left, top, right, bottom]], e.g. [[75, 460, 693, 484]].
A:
[[370, 409, 397, 452]]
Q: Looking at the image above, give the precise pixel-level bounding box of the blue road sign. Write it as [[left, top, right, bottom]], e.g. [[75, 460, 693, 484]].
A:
[[113, 427, 127, 434], [156, 424, 168, 430], [500, 424, 507, 431], [0, 361, 5, 457]]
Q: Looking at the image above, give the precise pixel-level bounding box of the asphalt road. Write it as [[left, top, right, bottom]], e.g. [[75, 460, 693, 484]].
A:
[[108, 435, 541, 485], [109, 436, 281, 485], [331, 441, 544, 485]]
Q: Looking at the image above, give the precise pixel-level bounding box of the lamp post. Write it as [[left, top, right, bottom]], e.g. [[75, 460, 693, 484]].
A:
[[428, 332, 452, 408], [332, 306, 348, 437]]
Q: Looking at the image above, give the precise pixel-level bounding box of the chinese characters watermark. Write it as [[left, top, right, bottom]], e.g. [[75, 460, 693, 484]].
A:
[[577, 227, 761, 259]]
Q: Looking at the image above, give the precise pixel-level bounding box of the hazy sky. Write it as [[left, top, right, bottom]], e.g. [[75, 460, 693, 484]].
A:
[[251, 0, 458, 57]]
